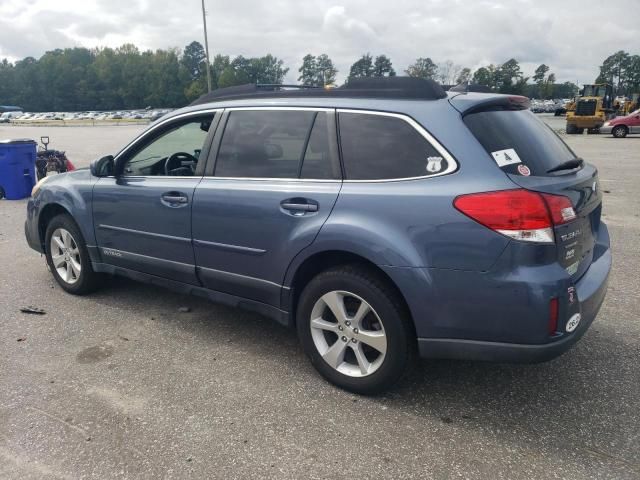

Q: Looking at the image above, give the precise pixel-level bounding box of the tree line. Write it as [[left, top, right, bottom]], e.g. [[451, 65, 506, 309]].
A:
[[0, 41, 636, 112]]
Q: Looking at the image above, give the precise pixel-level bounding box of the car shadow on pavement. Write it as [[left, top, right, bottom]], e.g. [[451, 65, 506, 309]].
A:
[[85, 276, 638, 475]]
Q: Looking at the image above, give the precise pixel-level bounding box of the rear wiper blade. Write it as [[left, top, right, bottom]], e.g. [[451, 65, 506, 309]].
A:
[[547, 157, 584, 174]]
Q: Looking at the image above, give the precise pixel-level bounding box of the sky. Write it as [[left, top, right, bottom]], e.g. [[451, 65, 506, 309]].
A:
[[0, 0, 637, 85]]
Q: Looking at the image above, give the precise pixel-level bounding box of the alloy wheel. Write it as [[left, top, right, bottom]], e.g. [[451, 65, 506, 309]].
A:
[[310, 290, 387, 377], [50, 228, 82, 285]]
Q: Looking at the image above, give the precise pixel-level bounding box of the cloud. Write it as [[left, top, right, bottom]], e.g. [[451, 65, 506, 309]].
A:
[[0, 0, 637, 84], [323, 6, 377, 41]]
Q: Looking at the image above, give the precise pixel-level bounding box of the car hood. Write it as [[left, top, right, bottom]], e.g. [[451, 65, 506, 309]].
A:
[[40, 168, 92, 189]]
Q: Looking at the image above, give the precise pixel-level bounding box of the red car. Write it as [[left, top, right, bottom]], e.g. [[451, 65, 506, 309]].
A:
[[601, 109, 640, 138]]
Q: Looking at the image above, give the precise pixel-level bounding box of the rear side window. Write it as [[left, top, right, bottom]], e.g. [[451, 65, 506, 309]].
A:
[[215, 110, 337, 179], [338, 112, 449, 180], [464, 109, 578, 176]]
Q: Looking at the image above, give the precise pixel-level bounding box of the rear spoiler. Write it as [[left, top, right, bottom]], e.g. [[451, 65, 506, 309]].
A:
[[449, 93, 530, 116]]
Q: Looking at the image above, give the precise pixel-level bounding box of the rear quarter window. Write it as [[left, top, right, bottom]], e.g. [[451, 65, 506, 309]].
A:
[[463, 109, 578, 176], [338, 112, 452, 180]]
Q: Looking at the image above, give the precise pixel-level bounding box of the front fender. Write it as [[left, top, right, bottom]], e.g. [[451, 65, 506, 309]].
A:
[[30, 170, 98, 253]]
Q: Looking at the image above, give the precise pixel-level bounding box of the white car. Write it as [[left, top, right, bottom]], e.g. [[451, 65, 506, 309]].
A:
[[0, 111, 23, 123]]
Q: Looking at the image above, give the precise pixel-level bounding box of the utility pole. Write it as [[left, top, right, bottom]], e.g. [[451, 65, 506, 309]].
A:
[[201, 0, 212, 92]]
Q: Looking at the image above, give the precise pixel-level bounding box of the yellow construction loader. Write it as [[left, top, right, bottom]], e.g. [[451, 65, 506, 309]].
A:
[[566, 83, 614, 134]]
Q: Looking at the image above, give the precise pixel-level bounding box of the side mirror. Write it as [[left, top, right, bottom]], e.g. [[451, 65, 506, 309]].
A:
[[90, 155, 114, 177]]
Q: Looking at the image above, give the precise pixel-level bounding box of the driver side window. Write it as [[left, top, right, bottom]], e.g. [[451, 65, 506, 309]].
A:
[[122, 115, 215, 176]]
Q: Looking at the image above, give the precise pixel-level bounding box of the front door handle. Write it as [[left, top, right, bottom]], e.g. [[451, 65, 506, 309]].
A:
[[280, 198, 319, 215], [161, 191, 189, 207]]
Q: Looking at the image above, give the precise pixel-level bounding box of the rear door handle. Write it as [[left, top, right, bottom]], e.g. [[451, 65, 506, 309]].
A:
[[161, 191, 189, 207], [280, 198, 319, 214], [281, 202, 318, 212]]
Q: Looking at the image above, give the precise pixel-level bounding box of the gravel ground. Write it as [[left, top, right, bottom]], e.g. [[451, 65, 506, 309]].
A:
[[0, 116, 638, 479]]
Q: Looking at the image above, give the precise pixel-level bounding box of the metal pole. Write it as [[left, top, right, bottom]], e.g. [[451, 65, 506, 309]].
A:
[[201, 0, 212, 92]]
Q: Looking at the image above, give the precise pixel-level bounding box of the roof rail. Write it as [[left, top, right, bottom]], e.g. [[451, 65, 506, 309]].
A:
[[189, 77, 447, 106]]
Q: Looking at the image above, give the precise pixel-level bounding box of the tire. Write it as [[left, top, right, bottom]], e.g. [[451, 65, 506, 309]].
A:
[[0, 186, 4, 199], [587, 128, 600, 135], [44, 214, 102, 295], [296, 265, 413, 394], [612, 125, 628, 138], [566, 124, 578, 134], [576, 128, 585, 134]]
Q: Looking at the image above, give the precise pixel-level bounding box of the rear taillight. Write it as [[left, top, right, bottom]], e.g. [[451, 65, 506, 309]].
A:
[[453, 189, 576, 244], [540, 193, 576, 224]]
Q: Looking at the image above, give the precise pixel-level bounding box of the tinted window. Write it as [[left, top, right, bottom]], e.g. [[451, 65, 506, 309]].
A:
[[123, 116, 214, 176], [300, 113, 338, 179], [216, 110, 326, 179], [338, 112, 447, 180], [464, 109, 578, 176]]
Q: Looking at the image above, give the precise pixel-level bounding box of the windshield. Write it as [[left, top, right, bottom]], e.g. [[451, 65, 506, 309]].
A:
[[583, 85, 608, 98], [464, 109, 578, 177]]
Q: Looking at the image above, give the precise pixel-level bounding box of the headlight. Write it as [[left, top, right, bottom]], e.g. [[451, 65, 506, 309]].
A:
[[603, 121, 610, 127], [31, 176, 51, 197]]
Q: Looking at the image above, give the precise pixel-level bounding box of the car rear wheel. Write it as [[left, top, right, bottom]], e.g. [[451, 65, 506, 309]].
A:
[[297, 265, 413, 394], [45, 214, 102, 294], [612, 125, 628, 138]]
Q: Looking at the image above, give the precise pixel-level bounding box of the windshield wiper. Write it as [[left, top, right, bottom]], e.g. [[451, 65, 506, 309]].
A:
[[547, 157, 584, 174]]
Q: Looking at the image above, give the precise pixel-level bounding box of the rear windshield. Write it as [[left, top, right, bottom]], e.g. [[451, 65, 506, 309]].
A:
[[464, 109, 578, 176]]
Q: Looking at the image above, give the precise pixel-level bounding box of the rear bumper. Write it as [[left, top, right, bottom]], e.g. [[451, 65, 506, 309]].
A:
[[568, 116, 604, 128], [416, 224, 611, 363], [381, 222, 611, 363]]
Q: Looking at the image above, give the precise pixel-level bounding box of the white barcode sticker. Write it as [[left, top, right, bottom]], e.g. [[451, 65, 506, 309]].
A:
[[491, 148, 522, 167]]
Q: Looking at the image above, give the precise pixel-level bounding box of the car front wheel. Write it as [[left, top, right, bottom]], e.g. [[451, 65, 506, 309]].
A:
[[297, 265, 413, 394], [45, 214, 102, 294], [612, 125, 628, 138]]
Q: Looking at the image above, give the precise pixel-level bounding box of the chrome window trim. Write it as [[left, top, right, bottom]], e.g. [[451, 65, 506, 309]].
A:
[[336, 108, 459, 183], [224, 106, 334, 112], [105, 175, 341, 183], [200, 177, 341, 183], [109, 106, 458, 184]]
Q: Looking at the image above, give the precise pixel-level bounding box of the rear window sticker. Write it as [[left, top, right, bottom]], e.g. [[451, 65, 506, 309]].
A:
[[426, 156, 444, 173], [491, 148, 522, 167], [517, 164, 531, 176]]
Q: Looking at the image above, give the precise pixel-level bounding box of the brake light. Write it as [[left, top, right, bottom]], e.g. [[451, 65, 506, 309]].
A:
[[453, 189, 576, 243]]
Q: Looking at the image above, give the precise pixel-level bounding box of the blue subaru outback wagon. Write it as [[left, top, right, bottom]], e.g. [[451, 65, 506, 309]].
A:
[[25, 78, 611, 393]]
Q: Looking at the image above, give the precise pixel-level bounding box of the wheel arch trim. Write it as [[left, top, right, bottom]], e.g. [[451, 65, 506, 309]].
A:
[[281, 246, 416, 330]]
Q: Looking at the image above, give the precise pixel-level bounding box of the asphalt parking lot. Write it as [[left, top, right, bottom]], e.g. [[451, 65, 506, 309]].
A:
[[1, 117, 639, 479]]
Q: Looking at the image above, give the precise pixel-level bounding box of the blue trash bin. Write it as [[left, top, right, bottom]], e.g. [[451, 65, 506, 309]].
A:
[[0, 139, 37, 200]]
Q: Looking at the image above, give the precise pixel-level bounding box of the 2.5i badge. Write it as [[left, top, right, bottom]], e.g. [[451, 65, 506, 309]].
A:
[[566, 313, 581, 333]]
